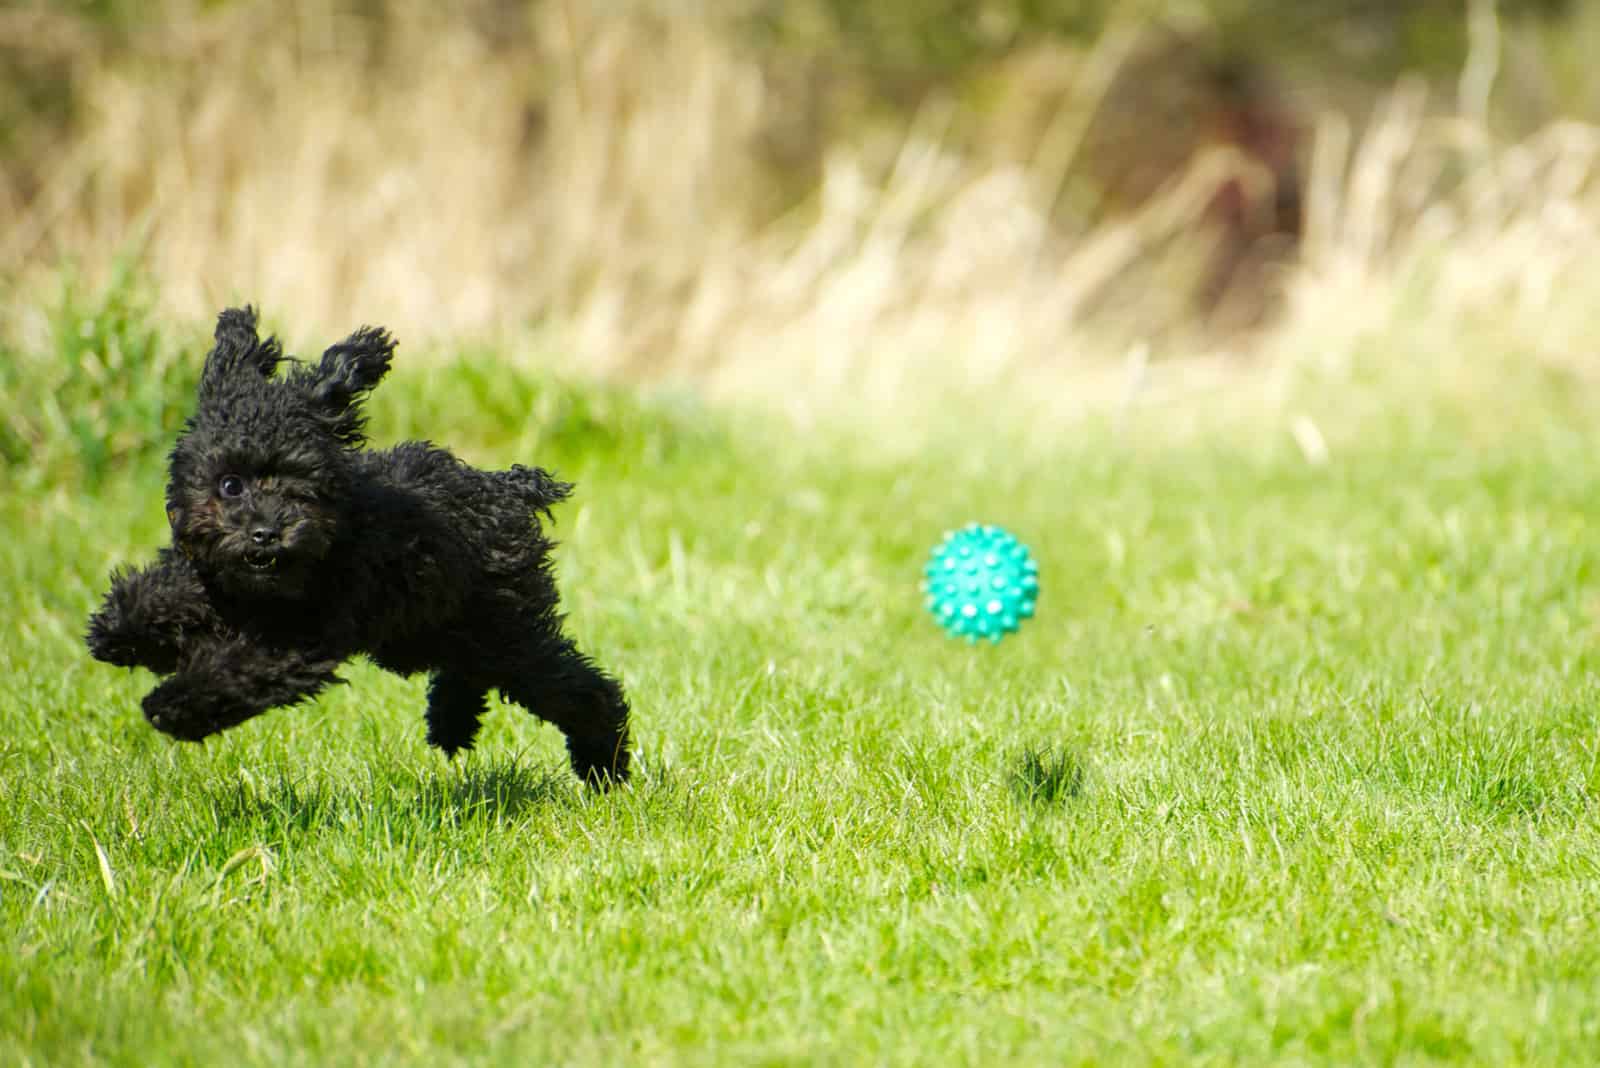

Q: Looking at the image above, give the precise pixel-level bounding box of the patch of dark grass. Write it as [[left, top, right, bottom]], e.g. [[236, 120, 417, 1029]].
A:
[[1008, 745, 1084, 806]]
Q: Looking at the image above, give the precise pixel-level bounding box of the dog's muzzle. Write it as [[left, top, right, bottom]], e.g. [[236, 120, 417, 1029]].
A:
[[242, 547, 280, 571]]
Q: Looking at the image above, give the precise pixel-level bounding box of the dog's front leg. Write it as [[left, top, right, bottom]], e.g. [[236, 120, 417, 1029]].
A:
[[142, 637, 343, 742], [86, 551, 215, 675]]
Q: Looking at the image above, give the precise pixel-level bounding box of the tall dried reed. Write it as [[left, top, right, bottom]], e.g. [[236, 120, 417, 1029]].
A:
[[3, 1, 1597, 430]]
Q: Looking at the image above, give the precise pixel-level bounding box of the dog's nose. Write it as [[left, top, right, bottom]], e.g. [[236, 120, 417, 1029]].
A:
[[250, 526, 280, 547]]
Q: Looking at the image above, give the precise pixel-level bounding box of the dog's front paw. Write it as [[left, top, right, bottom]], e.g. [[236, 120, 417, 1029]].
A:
[[142, 678, 227, 742], [86, 586, 181, 674], [87, 615, 175, 673], [86, 607, 141, 668]]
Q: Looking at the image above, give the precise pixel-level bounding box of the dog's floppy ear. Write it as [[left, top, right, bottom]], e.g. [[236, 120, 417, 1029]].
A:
[[199, 306, 283, 396], [299, 325, 396, 446], [205, 305, 282, 379]]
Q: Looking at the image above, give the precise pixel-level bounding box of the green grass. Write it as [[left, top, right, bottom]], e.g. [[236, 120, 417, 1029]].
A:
[[5, 319, 1600, 1065]]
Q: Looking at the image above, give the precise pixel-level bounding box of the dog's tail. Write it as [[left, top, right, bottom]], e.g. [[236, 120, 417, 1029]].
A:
[[505, 464, 574, 519]]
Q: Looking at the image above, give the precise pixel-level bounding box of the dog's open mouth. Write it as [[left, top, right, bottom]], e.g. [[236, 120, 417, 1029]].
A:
[[243, 548, 279, 572]]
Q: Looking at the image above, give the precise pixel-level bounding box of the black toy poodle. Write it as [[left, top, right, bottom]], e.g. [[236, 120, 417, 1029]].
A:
[[85, 306, 631, 785]]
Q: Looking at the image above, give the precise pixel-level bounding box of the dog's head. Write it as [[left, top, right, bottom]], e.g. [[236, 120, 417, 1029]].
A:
[[166, 306, 396, 599]]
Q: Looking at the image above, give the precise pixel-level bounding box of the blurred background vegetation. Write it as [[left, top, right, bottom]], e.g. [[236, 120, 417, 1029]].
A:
[[2, 0, 1599, 438]]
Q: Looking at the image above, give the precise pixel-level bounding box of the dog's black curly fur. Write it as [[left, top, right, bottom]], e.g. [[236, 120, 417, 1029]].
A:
[[85, 306, 630, 785]]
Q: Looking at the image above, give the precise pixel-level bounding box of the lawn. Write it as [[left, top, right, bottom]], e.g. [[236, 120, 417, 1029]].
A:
[[4, 316, 1600, 1065]]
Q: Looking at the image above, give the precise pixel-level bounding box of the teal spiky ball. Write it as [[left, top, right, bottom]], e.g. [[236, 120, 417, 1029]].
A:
[[922, 523, 1039, 643]]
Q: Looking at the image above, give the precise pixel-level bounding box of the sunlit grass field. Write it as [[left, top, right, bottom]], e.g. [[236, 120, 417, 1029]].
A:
[[4, 303, 1600, 1065], [6, 3, 1600, 1062]]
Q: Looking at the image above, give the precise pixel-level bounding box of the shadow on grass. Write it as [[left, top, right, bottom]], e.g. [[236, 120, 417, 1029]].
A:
[[1009, 745, 1086, 806], [411, 758, 574, 823], [209, 755, 575, 837]]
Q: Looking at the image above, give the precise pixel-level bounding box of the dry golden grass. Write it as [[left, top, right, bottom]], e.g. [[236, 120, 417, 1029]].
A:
[[3, 0, 1599, 434]]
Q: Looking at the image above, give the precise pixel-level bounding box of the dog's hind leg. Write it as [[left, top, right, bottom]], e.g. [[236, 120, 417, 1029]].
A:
[[499, 640, 631, 787], [425, 672, 489, 756]]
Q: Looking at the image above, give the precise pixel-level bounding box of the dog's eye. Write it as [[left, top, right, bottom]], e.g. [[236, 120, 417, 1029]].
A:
[[218, 475, 246, 499]]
